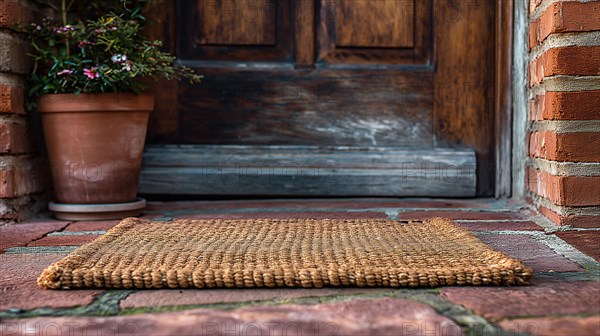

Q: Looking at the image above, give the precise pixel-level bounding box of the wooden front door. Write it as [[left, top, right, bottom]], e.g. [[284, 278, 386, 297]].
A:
[[141, 0, 500, 197]]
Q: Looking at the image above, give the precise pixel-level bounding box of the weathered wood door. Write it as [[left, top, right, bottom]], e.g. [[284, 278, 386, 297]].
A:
[[141, 0, 499, 197]]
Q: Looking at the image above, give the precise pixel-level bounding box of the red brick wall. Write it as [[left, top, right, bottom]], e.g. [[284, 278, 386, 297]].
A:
[[0, 0, 47, 222], [527, 0, 600, 227]]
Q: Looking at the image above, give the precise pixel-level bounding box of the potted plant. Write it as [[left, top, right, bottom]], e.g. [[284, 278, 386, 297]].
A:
[[22, 1, 201, 220]]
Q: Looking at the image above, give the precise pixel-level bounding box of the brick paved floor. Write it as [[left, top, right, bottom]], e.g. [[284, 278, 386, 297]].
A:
[[1, 198, 598, 336]]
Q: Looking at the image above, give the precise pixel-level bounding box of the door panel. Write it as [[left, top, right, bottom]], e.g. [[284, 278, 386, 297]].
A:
[[144, 0, 497, 196], [178, 69, 433, 146], [318, 0, 431, 64], [333, 0, 414, 48], [197, 0, 277, 45], [179, 0, 293, 61]]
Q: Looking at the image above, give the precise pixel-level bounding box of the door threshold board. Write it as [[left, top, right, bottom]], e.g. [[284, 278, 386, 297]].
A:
[[139, 145, 476, 197]]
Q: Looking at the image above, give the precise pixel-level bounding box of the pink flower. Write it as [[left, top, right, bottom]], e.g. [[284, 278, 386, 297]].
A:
[[54, 25, 76, 33], [83, 67, 100, 79], [78, 41, 94, 48], [121, 61, 132, 72], [94, 26, 117, 34], [57, 69, 73, 76]]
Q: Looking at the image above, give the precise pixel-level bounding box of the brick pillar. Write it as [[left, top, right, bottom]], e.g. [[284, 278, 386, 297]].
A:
[[0, 0, 47, 222], [527, 1, 600, 227]]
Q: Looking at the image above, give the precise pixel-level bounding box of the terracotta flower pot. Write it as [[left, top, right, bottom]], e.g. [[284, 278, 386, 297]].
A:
[[38, 93, 153, 206]]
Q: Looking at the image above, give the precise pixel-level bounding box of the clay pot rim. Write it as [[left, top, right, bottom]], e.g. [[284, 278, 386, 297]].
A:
[[38, 93, 154, 113], [49, 198, 147, 212]]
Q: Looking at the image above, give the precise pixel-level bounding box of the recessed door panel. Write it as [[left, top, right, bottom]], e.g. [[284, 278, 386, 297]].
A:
[[198, 0, 277, 45], [334, 0, 415, 48], [318, 0, 432, 64], [179, 0, 293, 61]]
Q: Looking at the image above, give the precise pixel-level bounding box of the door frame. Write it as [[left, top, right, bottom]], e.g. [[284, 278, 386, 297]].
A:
[[495, 0, 514, 198], [143, 0, 516, 198]]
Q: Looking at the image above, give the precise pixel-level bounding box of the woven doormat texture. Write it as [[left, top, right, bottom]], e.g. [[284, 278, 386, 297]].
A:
[[38, 218, 533, 289]]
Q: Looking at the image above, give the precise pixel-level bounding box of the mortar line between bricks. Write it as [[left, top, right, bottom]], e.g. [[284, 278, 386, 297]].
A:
[[385, 210, 398, 220], [529, 157, 600, 177], [536, 270, 600, 279], [48, 230, 107, 236], [528, 0, 558, 21], [478, 230, 599, 269], [0, 114, 27, 124], [530, 76, 600, 97], [453, 219, 531, 223], [474, 230, 547, 235], [535, 233, 600, 270], [529, 205, 600, 232], [529, 31, 600, 61], [25, 221, 71, 247], [529, 120, 600, 133], [558, 227, 600, 232], [385, 292, 516, 336], [529, 213, 563, 233], [0, 290, 134, 319], [529, 192, 600, 217], [4, 246, 78, 254]]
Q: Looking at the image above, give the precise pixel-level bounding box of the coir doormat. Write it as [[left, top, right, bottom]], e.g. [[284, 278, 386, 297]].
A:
[[38, 217, 532, 289]]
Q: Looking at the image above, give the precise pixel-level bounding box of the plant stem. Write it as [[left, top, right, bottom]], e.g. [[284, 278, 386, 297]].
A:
[[61, 0, 70, 56]]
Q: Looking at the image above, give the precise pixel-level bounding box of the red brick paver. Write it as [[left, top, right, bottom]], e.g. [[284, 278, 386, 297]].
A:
[[4, 298, 463, 336], [556, 231, 600, 262], [499, 316, 600, 336], [0, 254, 102, 310], [27, 235, 101, 247], [0, 220, 68, 252], [455, 221, 543, 231], [173, 211, 388, 220], [477, 234, 584, 272], [63, 220, 120, 232], [397, 210, 527, 221], [441, 281, 600, 322]]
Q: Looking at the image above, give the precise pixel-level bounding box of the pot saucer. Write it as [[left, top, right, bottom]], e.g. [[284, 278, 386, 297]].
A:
[[49, 198, 146, 221]]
